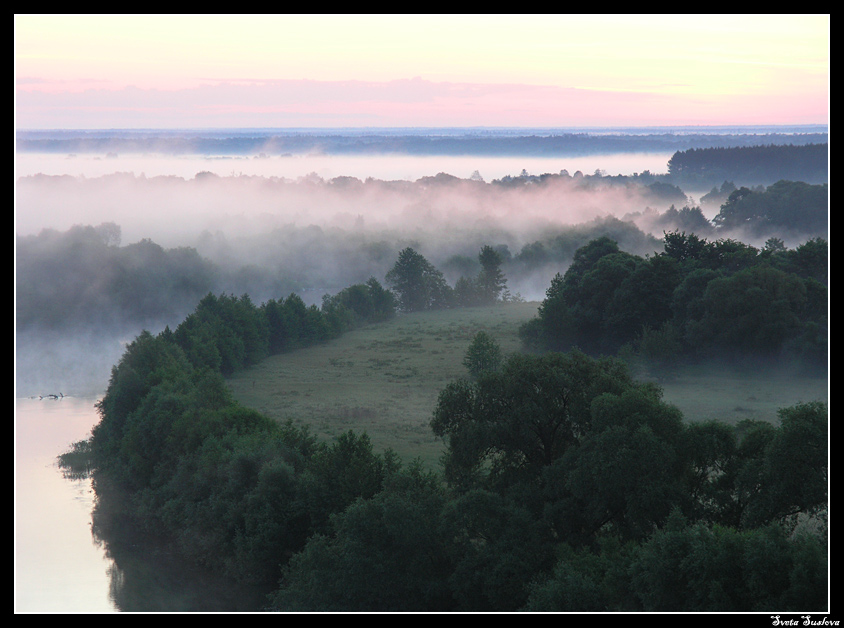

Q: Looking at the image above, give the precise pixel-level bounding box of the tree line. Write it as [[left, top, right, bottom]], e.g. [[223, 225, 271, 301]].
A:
[[711, 180, 828, 236], [385, 244, 511, 312], [627, 179, 828, 243], [14, 222, 540, 334], [71, 234, 827, 611], [667, 143, 828, 187], [18, 129, 827, 159], [520, 233, 827, 375], [16, 223, 218, 330], [17, 177, 827, 339]]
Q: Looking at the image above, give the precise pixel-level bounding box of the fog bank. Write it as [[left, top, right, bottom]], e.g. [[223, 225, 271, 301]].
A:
[[16, 166, 682, 244]]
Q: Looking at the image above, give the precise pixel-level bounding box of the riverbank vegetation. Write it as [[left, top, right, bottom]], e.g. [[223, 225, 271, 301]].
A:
[[72, 227, 827, 611], [35, 153, 826, 611]]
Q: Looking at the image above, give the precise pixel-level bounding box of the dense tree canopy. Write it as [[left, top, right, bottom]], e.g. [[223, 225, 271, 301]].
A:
[[76, 215, 826, 612], [712, 180, 828, 236], [431, 351, 635, 493], [82, 284, 827, 611], [521, 234, 827, 371], [385, 247, 452, 312], [667, 144, 828, 187]]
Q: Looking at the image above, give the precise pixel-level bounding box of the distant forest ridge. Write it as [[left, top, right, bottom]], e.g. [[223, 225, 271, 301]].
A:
[[667, 143, 828, 187], [15, 126, 828, 158]]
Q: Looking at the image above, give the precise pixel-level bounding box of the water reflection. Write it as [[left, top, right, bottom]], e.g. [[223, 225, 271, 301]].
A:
[[88, 475, 270, 612], [15, 397, 271, 612], [15, 397, 116, 612], [96, 530, 270, 612]]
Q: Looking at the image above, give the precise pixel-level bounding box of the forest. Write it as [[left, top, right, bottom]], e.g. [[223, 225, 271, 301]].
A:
[[53, 218, 828, 611], [667, 143, 828, 187], [519, 233, 827, 374], [16, 127, 827, 164], [16, 175, 827, 337], [14, 138, 825, 612]]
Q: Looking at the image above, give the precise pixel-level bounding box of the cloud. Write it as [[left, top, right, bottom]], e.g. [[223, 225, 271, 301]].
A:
[[9, 77, 717, 129]]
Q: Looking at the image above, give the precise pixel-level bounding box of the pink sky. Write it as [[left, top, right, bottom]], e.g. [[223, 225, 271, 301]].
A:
[[15, 14, 829, 129]]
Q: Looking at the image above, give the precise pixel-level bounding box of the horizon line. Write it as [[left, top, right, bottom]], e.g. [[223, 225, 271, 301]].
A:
[[16, 123, 830, 133]]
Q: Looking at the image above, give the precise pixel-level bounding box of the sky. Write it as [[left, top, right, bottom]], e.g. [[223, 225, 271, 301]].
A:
[[14, 14, 830, 129]]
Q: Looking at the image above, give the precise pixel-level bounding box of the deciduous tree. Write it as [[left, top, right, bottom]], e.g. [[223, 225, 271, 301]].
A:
[[385, 247, 452, 312]]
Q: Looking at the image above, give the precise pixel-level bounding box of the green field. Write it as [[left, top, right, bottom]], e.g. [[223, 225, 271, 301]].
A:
[[657, 363, 827, 426], [227, 302, 828, 470]]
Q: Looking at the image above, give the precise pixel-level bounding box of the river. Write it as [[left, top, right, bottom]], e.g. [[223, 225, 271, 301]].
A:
[[15, 396, 116, 612], [11, 143, 799, 611], [15, 395, 271, 612]]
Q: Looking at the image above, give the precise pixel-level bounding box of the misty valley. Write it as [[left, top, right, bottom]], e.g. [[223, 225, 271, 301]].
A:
[[15, 137, 828, 612]]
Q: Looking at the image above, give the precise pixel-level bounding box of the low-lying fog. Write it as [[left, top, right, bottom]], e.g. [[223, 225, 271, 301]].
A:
[[16, 151, 675, 183], [16, 149, 811, 397], [16, 151, 684, 245], [15, 151, 696, 312]]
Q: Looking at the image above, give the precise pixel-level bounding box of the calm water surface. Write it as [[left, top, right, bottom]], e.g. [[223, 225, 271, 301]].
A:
[[15, 395, 272, 612], [15, 396, 116, 613]]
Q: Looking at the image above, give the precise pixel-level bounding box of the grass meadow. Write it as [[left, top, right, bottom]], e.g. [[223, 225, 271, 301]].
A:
[[227, 302, 828, 470]]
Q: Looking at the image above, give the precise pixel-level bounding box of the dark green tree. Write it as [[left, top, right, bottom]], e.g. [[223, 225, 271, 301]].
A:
[[462, 331, 503, 378], [685, 264, 807, 359], [763, 237, 787, 253], [700, 238, 759, 273], [682, 419, 741, 525], [567, 250, 640, 352], [453, 275, 479, 307], [270, 467, 457, 612], [662, 229, 709, 265], [670, 267, 721, 342], [173, 293, 269, 375], [297, 431, 399, 535], [442, 489, 556, 611], [628, 510, 827, 611], [544, 383, 688, 544], [712, 180, 828, 235], [385, 247, 452, 312], [521, 237, 685, 355], [778, 236, 828, 283], [743, 401, 828, 528], [476, 245, 507, 305], [605, 253, 682, 347], [519, 272, 577, 351], [322, 277, 396, 327], [91, 329, 192, 470], [524, 537, 638, 611], [559, 235, 621, 299], [431, 350, 633, 493]]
